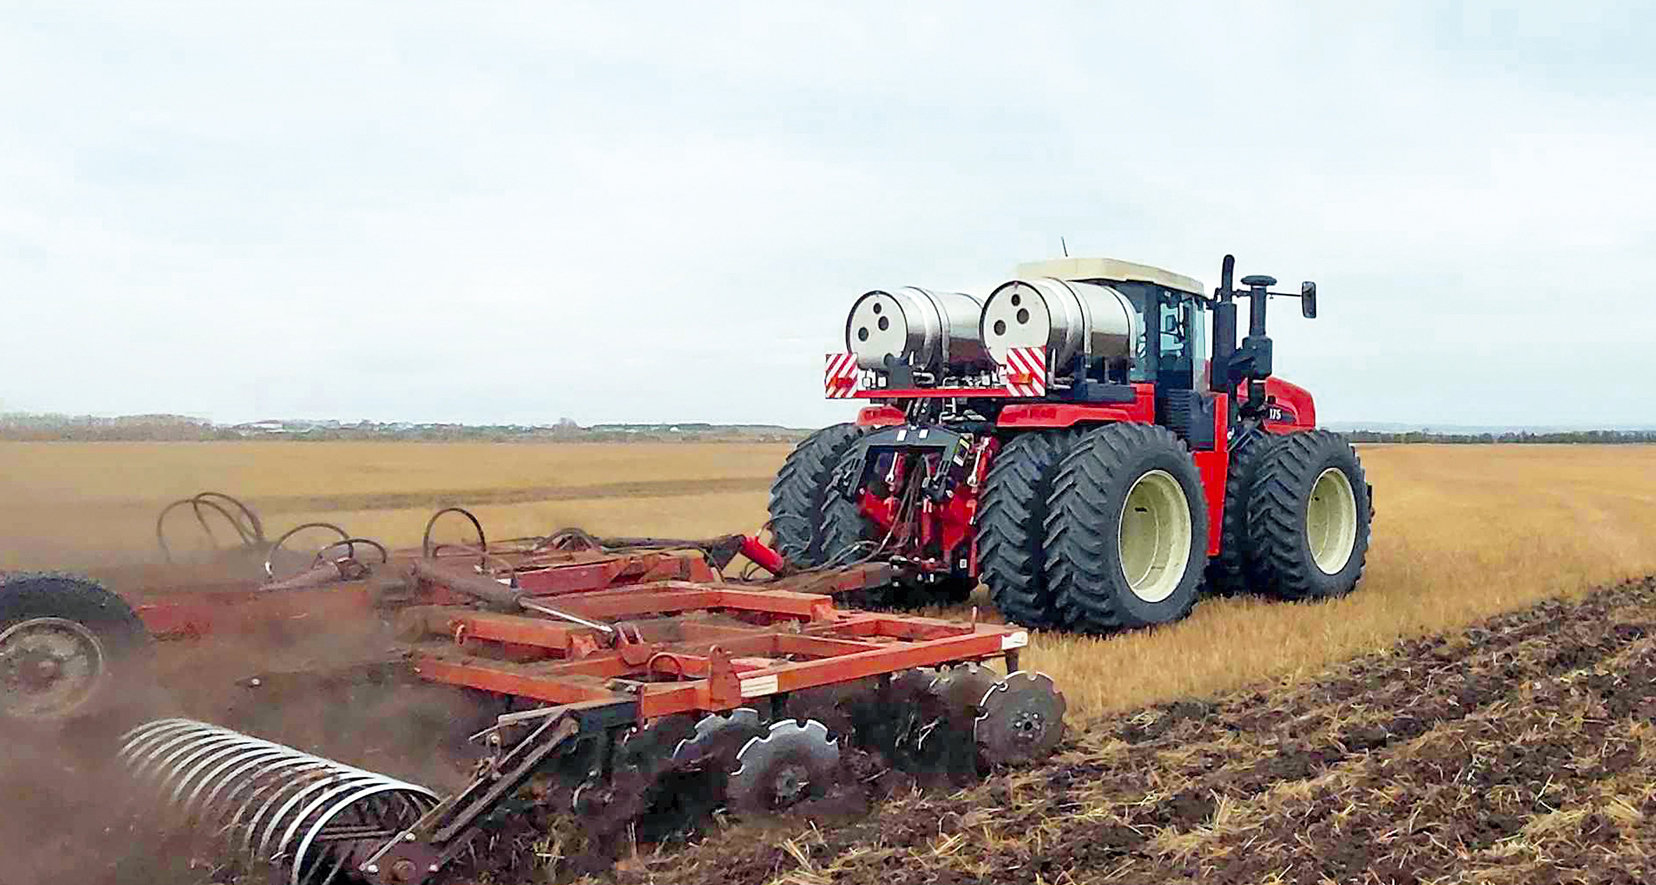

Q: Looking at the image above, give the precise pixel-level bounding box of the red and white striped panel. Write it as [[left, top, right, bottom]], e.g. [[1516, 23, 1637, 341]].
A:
[[997, 347, 1048, 397], [824, 352, 861, 399]]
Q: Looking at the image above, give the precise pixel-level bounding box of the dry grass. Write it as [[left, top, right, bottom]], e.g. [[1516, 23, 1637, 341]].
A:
[[2, 441, 1653, 723], [0, 440, 782, 567]]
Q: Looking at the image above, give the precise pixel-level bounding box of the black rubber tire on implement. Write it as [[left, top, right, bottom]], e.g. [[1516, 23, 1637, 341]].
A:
[[0, 573, 152, 725], [1202, 429, 1281, 596], [978, 430, 1078, 629], [768, 423, 865, 567], [1044, 424, 1208, 634], [1244, 429, 1372, 601]]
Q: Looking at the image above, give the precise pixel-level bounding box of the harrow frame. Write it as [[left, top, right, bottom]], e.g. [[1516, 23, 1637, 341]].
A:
[[21, 496, 1060, 885]]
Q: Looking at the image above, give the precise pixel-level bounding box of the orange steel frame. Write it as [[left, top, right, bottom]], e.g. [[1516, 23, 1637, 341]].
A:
[[118, 543, 1026, 725], [405, 582, 1027, 720]]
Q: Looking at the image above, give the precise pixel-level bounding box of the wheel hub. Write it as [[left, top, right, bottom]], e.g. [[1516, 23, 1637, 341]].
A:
[[728, 719, 840, 813], [1307, 467, 1359, 575], [0, 617, 106, 719], [974, 671, 1066, 766], [1008, 709, 1044, 740], [770, 763, 809, 805], [1117, 469, 1193, 603], [21, 650, 64, 688]]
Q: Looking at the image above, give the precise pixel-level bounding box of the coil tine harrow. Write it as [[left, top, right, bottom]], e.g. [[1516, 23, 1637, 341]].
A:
[[119, 719, 439, 885]]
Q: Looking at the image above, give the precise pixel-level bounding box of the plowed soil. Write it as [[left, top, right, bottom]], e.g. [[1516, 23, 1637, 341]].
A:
[[590, 575, 1656, 885], [8, 576, 1656, 884]]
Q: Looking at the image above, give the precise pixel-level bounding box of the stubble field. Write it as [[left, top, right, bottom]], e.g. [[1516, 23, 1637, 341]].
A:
[[4, 441, 1653, 722], [3, 440, 1656, 883]]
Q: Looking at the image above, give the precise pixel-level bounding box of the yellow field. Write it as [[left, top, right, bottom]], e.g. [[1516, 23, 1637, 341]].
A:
[[3, 440, 1654, 722]]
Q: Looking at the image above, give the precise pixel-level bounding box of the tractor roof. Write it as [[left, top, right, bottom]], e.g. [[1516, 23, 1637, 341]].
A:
[[1016, 257, 1206, 297]]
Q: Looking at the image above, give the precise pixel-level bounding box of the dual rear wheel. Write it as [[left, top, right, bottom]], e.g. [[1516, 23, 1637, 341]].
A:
[[989, 424, 1208, 633], [773, 421, 1370, 632], [980, 425, 1370, 633]]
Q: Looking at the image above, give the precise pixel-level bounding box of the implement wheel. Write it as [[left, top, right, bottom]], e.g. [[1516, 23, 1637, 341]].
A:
[[979, 430, 1078, 628], [1245, 429, 1371, 600], [0, 574, 150, 723], [1044, 424, 1207, 633], [768, 423, 865, 567]]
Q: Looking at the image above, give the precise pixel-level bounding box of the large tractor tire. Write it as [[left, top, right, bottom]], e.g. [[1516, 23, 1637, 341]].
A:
[[817, 450, 890, 607], [0, 573, 152, 725], [1245, 429, 1371, 601], [978, 430, 1078, 629], [1044, 424, 1208, 634], [768, 423, 865, 567], [1203, 429, 1281, 595]]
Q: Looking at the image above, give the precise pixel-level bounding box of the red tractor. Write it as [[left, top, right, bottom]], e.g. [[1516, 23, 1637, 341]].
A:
[[770, 254, 1373, 633]]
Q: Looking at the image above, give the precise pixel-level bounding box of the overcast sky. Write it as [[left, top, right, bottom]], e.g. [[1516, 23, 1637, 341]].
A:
[[3, 2, 1652, 428]]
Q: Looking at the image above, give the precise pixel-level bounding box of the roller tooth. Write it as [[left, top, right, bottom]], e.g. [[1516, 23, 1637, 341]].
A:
[[119, 718, 439, 885]]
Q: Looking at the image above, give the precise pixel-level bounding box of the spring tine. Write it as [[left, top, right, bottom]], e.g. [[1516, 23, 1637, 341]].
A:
[[188, 745, 291, 818], [144, 729, 243, 791], [131, 720, 247, 782], [261, 772, 378, 861], [167, 739, 266, 809], [290, 783, 436, 885], [228, 762, 335, 850], [130, 729, 214, 783], [121, 719, 437, 885], [119, 716, 193, 751], [119, 718, 199, 766], [236, 761, 334, 854]]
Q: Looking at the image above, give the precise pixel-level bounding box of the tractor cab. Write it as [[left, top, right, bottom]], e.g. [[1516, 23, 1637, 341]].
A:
[[1012, 257, 1210, 392]]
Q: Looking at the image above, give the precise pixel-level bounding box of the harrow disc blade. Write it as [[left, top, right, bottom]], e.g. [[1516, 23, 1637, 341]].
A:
[[118, 718, 439, 885], [573, 713, 700, 839], [910, 662, 1002, 785], [672, 707, 763, 767], [974, 671, 1066, 766], [927, 662, 1000, 727], [728, 718, 839, 813]]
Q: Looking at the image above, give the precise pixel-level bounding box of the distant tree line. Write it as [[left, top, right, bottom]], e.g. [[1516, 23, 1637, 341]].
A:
[[2, 412, 1648, 445], [0, 413, 807, 443], [1344, 429, 1656, 445]]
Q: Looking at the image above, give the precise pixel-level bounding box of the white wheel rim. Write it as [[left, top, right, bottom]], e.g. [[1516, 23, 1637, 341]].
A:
[[1117, 469, 1193, 603], [1307, 467, 1358, 575], [0, 616, 107, 720]]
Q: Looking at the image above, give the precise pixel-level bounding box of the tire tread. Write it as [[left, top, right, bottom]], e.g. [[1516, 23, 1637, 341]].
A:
[[1044, 423, 1205, 634], [979, 431, 1076, 629], [1245, 429, 1371, 601], [767, 424, 865, 566]]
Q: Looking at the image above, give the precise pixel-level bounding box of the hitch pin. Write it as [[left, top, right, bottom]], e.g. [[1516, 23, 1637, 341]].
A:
[[518, 599, 616, 637]]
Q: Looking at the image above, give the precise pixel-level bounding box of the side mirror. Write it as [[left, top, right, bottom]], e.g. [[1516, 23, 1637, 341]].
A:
[[1300, 281, 1318, 319]]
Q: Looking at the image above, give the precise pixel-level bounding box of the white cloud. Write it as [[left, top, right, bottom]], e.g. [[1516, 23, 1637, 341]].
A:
[[1, 1, 1651, 427]]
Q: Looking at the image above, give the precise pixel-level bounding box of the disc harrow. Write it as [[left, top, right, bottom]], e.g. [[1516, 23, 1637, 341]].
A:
[[22, 496, 1067, 883]]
